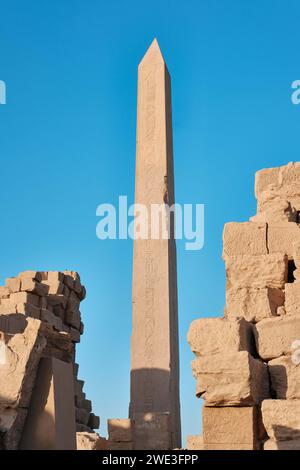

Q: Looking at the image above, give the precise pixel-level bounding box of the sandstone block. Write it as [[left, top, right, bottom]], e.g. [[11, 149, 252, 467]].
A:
[[18, 271, 43, 282], [42, 280, 64, 295], [192, 351, 269, 405], [285, 282, 300, 315], [186, 435, 203, 450], [40, 309, 63, 331], [75, 407, 90, 426], [0, 314, 27, 334], [254, 166, 280, 198], [88, 413, 100, 430], [5, 277, 21, 293], [251, 198, 297, 223], [262, 399, 300, 441], [65, 309, 81, 330], [268, 355, 300, 399], [264, 438, 300, 450], [108, 418, 132, 442], [76, 432, 108, 450], [78, 285, 86, 301], [70, 327, 81, 343], [0, 286, 10, 298], [64, 274, 74, 290], [75, 379, 84, 396], [47, 294, 67, 309], [82, 399, 92, 413], [254, 315, 300, 360], [76, 423, 93, 433], [8, 292, 40, 307], [47, 272, 64, 283], [21, 278, 49, 296], [187, 317, 253, 357], [222, 222, 267, 257], [267, 223, 300, 259], [0, 303, 17, 314], [203, 406, 264, 448], [225, 254, 287, 289], [225, 287, 284, 323], [16, 303, 41, 319]]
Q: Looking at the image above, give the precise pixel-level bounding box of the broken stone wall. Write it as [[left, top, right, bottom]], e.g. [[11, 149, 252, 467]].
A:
[[0, 270, 103, 449], [188, 162, 300, 450]]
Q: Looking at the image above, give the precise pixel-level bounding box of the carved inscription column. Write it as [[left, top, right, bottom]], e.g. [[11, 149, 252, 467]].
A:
[[129, 39, 181, 450]]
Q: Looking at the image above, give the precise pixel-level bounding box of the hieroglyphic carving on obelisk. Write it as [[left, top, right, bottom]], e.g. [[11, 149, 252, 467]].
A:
[[129, 39, 181, 450]]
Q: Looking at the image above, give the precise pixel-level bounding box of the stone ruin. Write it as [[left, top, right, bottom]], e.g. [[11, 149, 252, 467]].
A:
[[0, 270, 107, 450], [187, 162, 300, 450]]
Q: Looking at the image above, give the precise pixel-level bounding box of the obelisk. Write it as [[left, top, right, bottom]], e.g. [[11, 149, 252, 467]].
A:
[[129, 39, 181, 450]]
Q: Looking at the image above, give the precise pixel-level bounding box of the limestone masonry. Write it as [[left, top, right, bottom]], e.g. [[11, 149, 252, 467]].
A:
[[0, 270, 106, 449], [187, 162, 300, 450]]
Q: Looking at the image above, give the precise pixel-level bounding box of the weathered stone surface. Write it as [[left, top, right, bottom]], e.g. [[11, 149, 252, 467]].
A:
[[269, 356, 300, 399], [75, 407, 90, 426], [251, 198, 297, 223], [133, 412, 171, 450], [267, 223, 300, 259], [255, 163, 300, 214], [20, 357, 77, 450], [0, 286, 10, 298], [192, 351, 269, 405], [0, 314, 27, 334], [108, 441, 133, 450], [16, 303, 40, 318], [203, 406, 264, 449], [88, 413, 100, 430], [186, 434, 256, 450], [8, 292, 40, 307], [76, 432, 108, 450], [222, 222, 267, 257], [19, 271, 43, 282], [285, 282, 300, 315], [254, 166, 280, 198], [42, 280, 64, 295], [21, 278, 49, 297], [225, 254, 287, 289], [130, 39, 181, 450], [225, 287, 284, 323], [254, 316, 300, 360], [187, 317, 254, 357], [261, 399, 300, 441], [0, 318, 46, 408], [264, 438, 300, 450], [186, 435, 203, 450], [0, 408, 28, 450], [40, 309, 63, 331], [5, 277, 21, 293], [108, 418, 132, 442]]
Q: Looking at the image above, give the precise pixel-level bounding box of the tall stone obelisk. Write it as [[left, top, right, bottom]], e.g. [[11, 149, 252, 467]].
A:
[[129, 39, 181, 450]]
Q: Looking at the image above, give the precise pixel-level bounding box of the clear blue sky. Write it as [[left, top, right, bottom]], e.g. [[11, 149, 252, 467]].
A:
[[0, 0, 300, 446]]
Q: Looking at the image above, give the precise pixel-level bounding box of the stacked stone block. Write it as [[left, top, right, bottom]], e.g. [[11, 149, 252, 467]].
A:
[[107, 419, 133, 450], [0, 270, 102, 449], [188, 162, 300, 450]]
